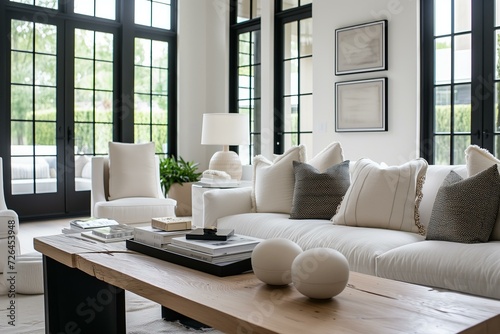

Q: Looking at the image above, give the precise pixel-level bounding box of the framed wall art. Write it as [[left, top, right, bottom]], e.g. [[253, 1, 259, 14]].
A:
[[335, 20, 387, 75], [335, 77, 387, 132]]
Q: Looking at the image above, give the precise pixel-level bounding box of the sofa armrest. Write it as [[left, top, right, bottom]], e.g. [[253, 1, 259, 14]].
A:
[[90, 157, 107, 217], [202, 187, 253, 228]]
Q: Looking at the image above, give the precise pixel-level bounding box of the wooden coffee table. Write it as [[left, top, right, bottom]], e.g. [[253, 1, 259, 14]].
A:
[[35, 234, 500, 333]]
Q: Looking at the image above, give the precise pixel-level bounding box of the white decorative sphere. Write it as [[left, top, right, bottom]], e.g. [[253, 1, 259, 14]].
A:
[[251, 238, 303, 285], [291, 248, 349, 299]]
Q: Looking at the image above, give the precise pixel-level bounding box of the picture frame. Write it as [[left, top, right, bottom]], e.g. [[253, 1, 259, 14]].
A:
[[335, 77, 387, 132], [335, 20, 387, 75]]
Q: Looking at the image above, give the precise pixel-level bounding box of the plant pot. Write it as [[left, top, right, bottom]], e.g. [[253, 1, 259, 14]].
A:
[[167, 182, 194, 217]]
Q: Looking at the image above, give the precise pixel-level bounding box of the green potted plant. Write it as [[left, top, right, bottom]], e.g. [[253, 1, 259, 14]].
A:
[[159, 156, 202, 217]]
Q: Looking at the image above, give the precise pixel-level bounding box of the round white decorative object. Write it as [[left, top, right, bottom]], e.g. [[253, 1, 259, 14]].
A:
[[291, 248, 349, 299], [251, 238, 303, 286]]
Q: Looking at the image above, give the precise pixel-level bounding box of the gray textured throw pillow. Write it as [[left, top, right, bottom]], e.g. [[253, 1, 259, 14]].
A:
[[426, 164, 500, 243], [290, 160, 350, 220]]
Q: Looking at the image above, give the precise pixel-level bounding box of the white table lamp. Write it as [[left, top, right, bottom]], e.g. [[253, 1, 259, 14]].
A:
[[201, 113, 250, 180]]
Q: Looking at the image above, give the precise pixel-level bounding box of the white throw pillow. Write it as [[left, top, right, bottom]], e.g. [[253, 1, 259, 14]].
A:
[[252, 145, 306, 213], [108, 142, 157, 200], [307, 141, 344, 172], [332, 158, 428, 235], [465, 145, 500, 240]]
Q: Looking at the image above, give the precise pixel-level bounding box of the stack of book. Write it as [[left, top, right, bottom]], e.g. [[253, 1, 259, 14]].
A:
[[62, 218, 120, 234], [134, 216, 194, 248], [165, 234, 262, 264], [81, 224, 135, 243]]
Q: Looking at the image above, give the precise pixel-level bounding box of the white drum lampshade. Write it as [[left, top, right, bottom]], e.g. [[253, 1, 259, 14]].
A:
[[201, 113, 250, 180]]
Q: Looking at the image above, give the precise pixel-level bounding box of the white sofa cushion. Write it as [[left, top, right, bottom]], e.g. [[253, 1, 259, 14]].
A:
[[252, 145, 306, 213], [108, 142, 157, 200], [332, 158, 428, 235], [307, 141, 344, 172], [465, 145, 500, 240], [376, 240, 500, 300]]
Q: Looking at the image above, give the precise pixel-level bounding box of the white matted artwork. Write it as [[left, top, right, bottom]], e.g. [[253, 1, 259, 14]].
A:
[[335, 20, 387, 75], [335, 77, 387, 132]]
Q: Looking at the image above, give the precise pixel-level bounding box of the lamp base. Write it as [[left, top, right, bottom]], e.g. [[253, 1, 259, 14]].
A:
[[209, 151, 242, 180]]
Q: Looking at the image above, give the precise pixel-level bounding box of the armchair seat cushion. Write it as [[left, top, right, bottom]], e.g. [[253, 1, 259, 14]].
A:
[[94, 197, 177, 224]]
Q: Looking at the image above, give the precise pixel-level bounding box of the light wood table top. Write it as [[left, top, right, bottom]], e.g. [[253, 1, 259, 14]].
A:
[[35, 234, 500, 334]]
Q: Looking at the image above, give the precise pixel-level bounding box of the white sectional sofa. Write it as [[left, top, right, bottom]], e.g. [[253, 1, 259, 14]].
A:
[[200, 143, 500, 300]]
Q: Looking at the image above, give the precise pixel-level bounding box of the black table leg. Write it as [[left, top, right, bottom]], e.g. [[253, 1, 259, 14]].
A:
[[161, 306, 210, 330], [43, 256, 125, 334]]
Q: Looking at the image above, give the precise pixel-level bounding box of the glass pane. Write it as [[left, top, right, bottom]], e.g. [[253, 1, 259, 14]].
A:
[[284, 22, 298, 59], [95, 123, 113, 153], [11, 51, 33, 84], [152, 125, 167, 152], [135, 94, 151, 123], [453, 84, 471, 132], [134, 124, 151, 143], [300, 57, 313, 94], [95, 32, 113, 61], [282, 0, 299, 10], [434, 37, 451, 84], [300, 18, 313, 57], [11, 156, 34, 194], [11, 0, 58, 8], [434, 136, 451, 165], [135, 38, 151, 66], [284, 96, 298, 132], [95, 91, 113, 122], [11, 121, 33, 146], [35, 54, 56, 86], [11, 85, 33, 120], [75, 58, 94, 89], [239, 34, 251, 66], [135, 0, 152, 26], [95, 0, 116, 20], [135, 66, 151, 93], [11, 20, 33, 52], [74, 89, 94, 122], [252, 0, 261, 18], [253, 64, 261, 98], [454, 34, 471, 83], [434, 0, 451, 36], [496, 31, 500, 80], [300, 95, 313, 131], [152, 40, 168, 68], [74, 0, 94, 16], [497, 0, 500, 26], [434, 86, 451, 132], [152, 2, 170, 29], [454, 0, 471, 33], [238, 0, 251, 22], [35, 122, 55, 146], [494, 136, 500, 157], [496, 83, 500, 133], [152, 68, 168, 94], [75, 29, 94, 59], [152, 95, 167, 123], [284, 59, 298, 96], [95, 61, 113, 90], [75, 123, 94, 154], [453, 135, 469, 164], [35, 23, 56, 54], [35, 87, 56, 121]]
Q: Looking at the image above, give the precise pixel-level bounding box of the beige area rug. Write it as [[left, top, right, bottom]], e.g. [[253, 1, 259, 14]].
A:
[[0, 291, 223, 334]]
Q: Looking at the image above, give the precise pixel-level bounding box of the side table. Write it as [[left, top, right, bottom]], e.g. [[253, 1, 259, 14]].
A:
[[191, 181, 252, 227]]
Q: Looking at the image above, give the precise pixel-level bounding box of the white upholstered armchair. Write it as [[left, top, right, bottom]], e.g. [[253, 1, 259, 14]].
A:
[[0, 157, 20, 274], [90, 142, 177, 225]]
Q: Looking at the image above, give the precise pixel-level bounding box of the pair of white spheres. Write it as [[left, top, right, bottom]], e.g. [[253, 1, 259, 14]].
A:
[[251, 238, 350, 299]]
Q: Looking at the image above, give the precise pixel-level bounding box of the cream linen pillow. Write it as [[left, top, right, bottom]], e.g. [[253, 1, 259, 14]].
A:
[[465, 145, 500, 240], [307, 141, 344, 172], [332, 158, 428, 235], [252, 145, 306, 213], [108, 142, 157, 200]]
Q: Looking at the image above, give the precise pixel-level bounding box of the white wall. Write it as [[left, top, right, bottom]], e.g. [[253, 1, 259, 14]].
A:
[[178, 0, 421, 168]]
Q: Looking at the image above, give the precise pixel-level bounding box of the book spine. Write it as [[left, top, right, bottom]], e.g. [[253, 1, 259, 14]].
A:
[[167, 247, 213, 262], [134, 230, 164, 248]]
